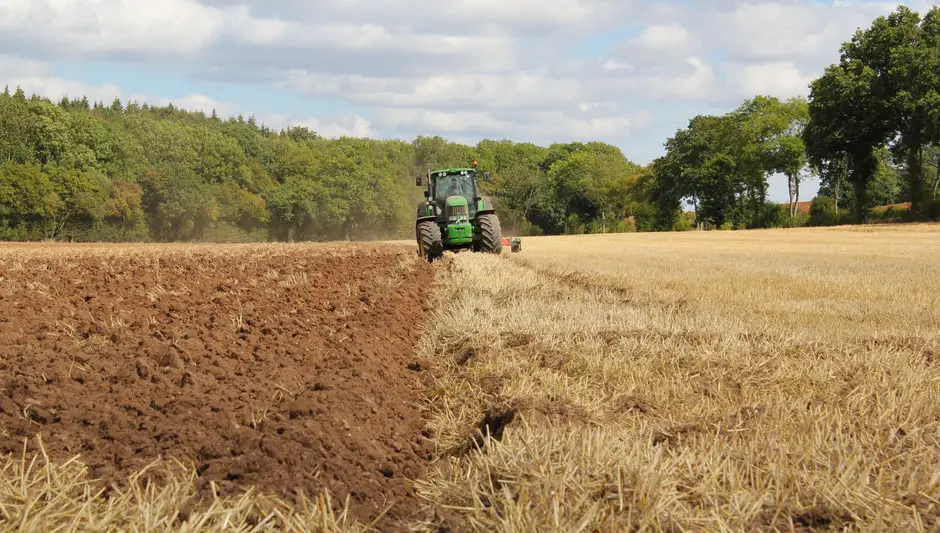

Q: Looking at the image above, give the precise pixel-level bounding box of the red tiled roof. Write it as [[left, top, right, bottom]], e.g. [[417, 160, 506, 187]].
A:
[[870, 202, 911, 211], [776, 201, 813, 214]]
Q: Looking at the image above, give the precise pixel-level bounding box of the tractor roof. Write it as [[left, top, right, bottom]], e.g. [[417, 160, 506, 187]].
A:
[[431, 167, 476, 174]]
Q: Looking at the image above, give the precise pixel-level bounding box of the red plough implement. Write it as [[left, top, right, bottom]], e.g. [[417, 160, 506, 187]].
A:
[[501, 237, 522, 253]]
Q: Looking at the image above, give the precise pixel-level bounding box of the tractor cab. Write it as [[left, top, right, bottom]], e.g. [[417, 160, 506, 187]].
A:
[[430, 169, 481, 229], [417, 162, 489, 211], [432, 170, 479, 214]]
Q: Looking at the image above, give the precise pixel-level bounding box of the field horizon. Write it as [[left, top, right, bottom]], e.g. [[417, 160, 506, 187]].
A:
[[1, 223, 938, 531]]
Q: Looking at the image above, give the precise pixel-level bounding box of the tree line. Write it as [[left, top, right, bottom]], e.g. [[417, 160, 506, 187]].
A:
[[0, 5, 937, 242], [651, 4, 939, 230], [0, 86, 654, 242]]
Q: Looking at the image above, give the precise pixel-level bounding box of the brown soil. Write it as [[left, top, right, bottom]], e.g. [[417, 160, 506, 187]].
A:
[[0, 242, 435, 529]]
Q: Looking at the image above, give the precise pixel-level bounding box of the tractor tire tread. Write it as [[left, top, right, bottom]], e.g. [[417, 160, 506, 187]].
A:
[[417, 220, 444, 262], [478, 213, 503, 254]]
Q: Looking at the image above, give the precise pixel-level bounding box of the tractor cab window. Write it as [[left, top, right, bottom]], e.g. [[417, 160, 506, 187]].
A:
[[433, 172, 477, 206]]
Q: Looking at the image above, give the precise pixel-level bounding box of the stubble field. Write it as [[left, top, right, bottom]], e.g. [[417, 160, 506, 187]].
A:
[[415, 224, 940, 532], [1, 224, 939, 532]]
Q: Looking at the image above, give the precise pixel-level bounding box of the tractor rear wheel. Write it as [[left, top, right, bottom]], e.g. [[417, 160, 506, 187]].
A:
[[417, 220, 444, 262], [477, 213, 503, 254]]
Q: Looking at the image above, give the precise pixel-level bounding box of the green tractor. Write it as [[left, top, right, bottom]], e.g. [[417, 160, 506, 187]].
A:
[[415, 161, 502, 261]]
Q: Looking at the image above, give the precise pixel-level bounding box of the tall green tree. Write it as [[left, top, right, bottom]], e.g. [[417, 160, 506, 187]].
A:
[[541, 142, 641, 234], [853, 6, 939, 216], [773, 99, 811, 217], [653, 114, 749, 229], [474, 140, 549, 235], [807, 5, 939, 220], [804, 58, 887, 221]]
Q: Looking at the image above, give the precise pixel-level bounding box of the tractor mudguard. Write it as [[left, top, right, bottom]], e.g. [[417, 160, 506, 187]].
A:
[[416, 200, 436, 221], [476, 196, 496, 215]]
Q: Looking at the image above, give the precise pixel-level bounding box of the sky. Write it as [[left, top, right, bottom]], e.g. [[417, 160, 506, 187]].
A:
[[0, 0, 934, 203]]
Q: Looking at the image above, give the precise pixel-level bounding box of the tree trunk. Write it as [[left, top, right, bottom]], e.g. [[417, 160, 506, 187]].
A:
[[853, 179, 866, 223], [834, 179, 840, 212], [851, 150, 877, 223], [907, 144, 924, 217], [794, 177, 800, 216], [932, 154, 939, 202], [788, 174, 795, 217]]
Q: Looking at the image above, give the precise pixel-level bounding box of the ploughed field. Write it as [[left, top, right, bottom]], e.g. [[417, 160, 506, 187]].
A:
[[0, 242, 434, 529]]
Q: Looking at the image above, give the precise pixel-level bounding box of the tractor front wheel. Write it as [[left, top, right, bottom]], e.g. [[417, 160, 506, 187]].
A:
[[417, 220, 444, 262], [477, 213, 503, 254]]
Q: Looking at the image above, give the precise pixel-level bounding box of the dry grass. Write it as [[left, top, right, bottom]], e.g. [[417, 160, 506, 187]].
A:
[[412, 224, 940, 532], [0, 438, 366, 532]]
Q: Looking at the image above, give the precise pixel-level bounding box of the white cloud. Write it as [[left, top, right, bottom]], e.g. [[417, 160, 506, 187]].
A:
[[562, 111, 654, 140], [226, 7, 292, 45], [632, 24, 692, 53], [622, 57, 717, 100], [708, 3, 857, 65], [435, 0, 612, 25], [704, 0, 936, 67], [258, 112, 377, 138], [1, 63, 126, 105], [0, 0, 225, 56], [2, 61, 376, 139], [277, 71, 586, 111], [724, 62, 817, 101], [136, 93, 242, 117], [372, 107, 653, 144], [602, 59, 634, 73], [222, 0, 623, 32], [0, 54, 46, 78], [374, 109, 516, 134], [224, 14, 518, 60], [0, 61, 238, 117]]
